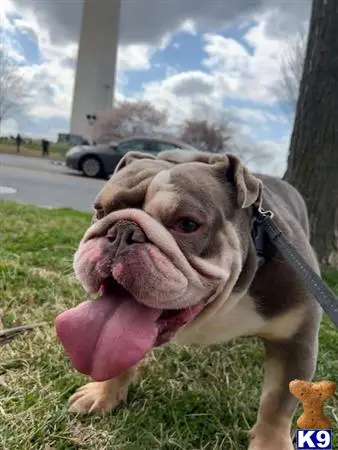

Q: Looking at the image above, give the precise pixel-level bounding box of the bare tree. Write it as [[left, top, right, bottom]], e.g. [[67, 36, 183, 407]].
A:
[[273, 30, 307, 121], [179, 114, 277, 168], [92, 101, 168, 143], [179, 116, 233, 153], [0, 50, 28, 127], [284, 0, 338, 269]]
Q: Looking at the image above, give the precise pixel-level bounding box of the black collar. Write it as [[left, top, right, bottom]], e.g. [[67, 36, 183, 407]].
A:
[[251, 209, 274, 269]]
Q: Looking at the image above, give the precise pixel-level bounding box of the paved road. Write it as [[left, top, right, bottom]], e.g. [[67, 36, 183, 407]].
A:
[[0, 154, 105, 212]]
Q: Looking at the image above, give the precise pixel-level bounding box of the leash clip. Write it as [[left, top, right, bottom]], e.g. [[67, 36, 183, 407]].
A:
[[256, 206, 274, 222]]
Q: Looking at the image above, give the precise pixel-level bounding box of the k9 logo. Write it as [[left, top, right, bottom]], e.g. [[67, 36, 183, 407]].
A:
[[296, 429, 332, 449]]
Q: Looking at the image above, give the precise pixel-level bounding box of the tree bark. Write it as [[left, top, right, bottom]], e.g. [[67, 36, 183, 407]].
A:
[[284, 0, 338, 269]]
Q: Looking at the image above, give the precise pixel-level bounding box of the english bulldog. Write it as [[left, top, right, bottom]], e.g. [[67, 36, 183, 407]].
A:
[[56, 150, 322, 450]]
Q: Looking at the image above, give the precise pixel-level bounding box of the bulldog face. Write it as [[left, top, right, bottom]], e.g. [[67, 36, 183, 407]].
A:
[[56, 150, 262, 382]]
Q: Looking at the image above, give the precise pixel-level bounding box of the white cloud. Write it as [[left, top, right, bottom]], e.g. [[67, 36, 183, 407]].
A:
[[0, 117, 19, 136], [202, 12, 308, 104], [231, 108, 268, 123], [233, 132, 290, 176], [16, 62, 75, 121], [0, 41, 25, 63], [203, 36, 249, 74], [14, 18, 39, 42], [179, 19, 197, 36], [164, 71, 216, 97], [230, 107, 288, 125], [134, 16, 294, 132], [140, 71, 224, 126], [1, 2, 15, 40], [117, 44, 155, 71], [9, 0, 311, 48], [253, 136, 289, 175]]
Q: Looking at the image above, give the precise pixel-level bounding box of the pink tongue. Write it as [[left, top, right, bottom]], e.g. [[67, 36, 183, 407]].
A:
[[55, 294, 162, 381]]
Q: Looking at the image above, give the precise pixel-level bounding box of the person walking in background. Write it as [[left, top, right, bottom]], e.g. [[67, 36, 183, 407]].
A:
[[41, 139, 50, 157], [15, 134, 23, 153]]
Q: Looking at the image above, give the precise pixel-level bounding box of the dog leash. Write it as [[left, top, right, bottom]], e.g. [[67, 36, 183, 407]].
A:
[[251, 207, 338, 328]]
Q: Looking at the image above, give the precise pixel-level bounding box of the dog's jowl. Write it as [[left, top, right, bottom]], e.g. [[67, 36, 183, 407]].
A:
[[55, 150, 322, 450]]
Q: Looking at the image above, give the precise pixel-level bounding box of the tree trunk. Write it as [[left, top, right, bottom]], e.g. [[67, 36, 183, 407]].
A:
[[284, 0, 338, 269]]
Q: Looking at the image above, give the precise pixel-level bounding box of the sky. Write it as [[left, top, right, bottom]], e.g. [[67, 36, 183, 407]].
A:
[[0, 0, 311, 175]]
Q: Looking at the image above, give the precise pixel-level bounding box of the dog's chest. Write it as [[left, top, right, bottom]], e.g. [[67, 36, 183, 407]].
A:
[[173, 294, 267, 346]]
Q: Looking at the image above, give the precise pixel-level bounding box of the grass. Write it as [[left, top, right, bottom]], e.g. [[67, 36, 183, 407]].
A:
[[0, 141, 70, 160], [0, 200, 337, 450]]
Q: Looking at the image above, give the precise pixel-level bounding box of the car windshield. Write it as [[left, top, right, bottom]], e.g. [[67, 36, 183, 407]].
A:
[[117, 140, 146, 154], [156, 141, 180, 151]]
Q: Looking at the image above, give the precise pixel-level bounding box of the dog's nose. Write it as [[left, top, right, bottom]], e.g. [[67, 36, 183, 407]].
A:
[[106, 220, 147, 254]]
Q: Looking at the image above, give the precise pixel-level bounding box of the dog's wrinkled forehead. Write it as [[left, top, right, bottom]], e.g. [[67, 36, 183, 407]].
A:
[[94, 150, 262, 217], [94, 157, 174, 214]]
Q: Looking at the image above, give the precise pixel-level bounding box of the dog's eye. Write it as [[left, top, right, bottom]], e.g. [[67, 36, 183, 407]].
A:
[[94, 207, 105, 221], [175, 217, 200, 233]]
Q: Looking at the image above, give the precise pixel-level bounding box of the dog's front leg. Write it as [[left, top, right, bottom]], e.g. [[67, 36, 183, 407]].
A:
[[248, 330, 319, 450], [68, 366, 138, 415]]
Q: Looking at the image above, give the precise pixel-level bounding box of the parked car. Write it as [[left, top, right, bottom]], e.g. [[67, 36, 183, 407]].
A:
[[65, 136, 198, 178]]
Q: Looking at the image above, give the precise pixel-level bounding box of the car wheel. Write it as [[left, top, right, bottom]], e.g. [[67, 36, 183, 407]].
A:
[[81, 156, 103, 178]]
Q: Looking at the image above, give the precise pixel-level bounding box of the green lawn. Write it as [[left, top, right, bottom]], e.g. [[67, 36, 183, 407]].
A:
[[0, 201, 337, 450], [0, 141, 70, 160]]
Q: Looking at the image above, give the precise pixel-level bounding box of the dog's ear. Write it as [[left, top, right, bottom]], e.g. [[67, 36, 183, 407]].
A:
[[114, 151, 156, 173], [158, 150, 262, 209], [224, 154, 263, 209]]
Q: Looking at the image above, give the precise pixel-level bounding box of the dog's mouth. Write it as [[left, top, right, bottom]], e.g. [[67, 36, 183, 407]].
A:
[[101, 276, 205, 347], [55, 274, 204, 382]]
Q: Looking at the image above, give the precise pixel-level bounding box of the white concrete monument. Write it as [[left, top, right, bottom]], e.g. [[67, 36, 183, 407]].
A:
[[70, 0, 121, 138]]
